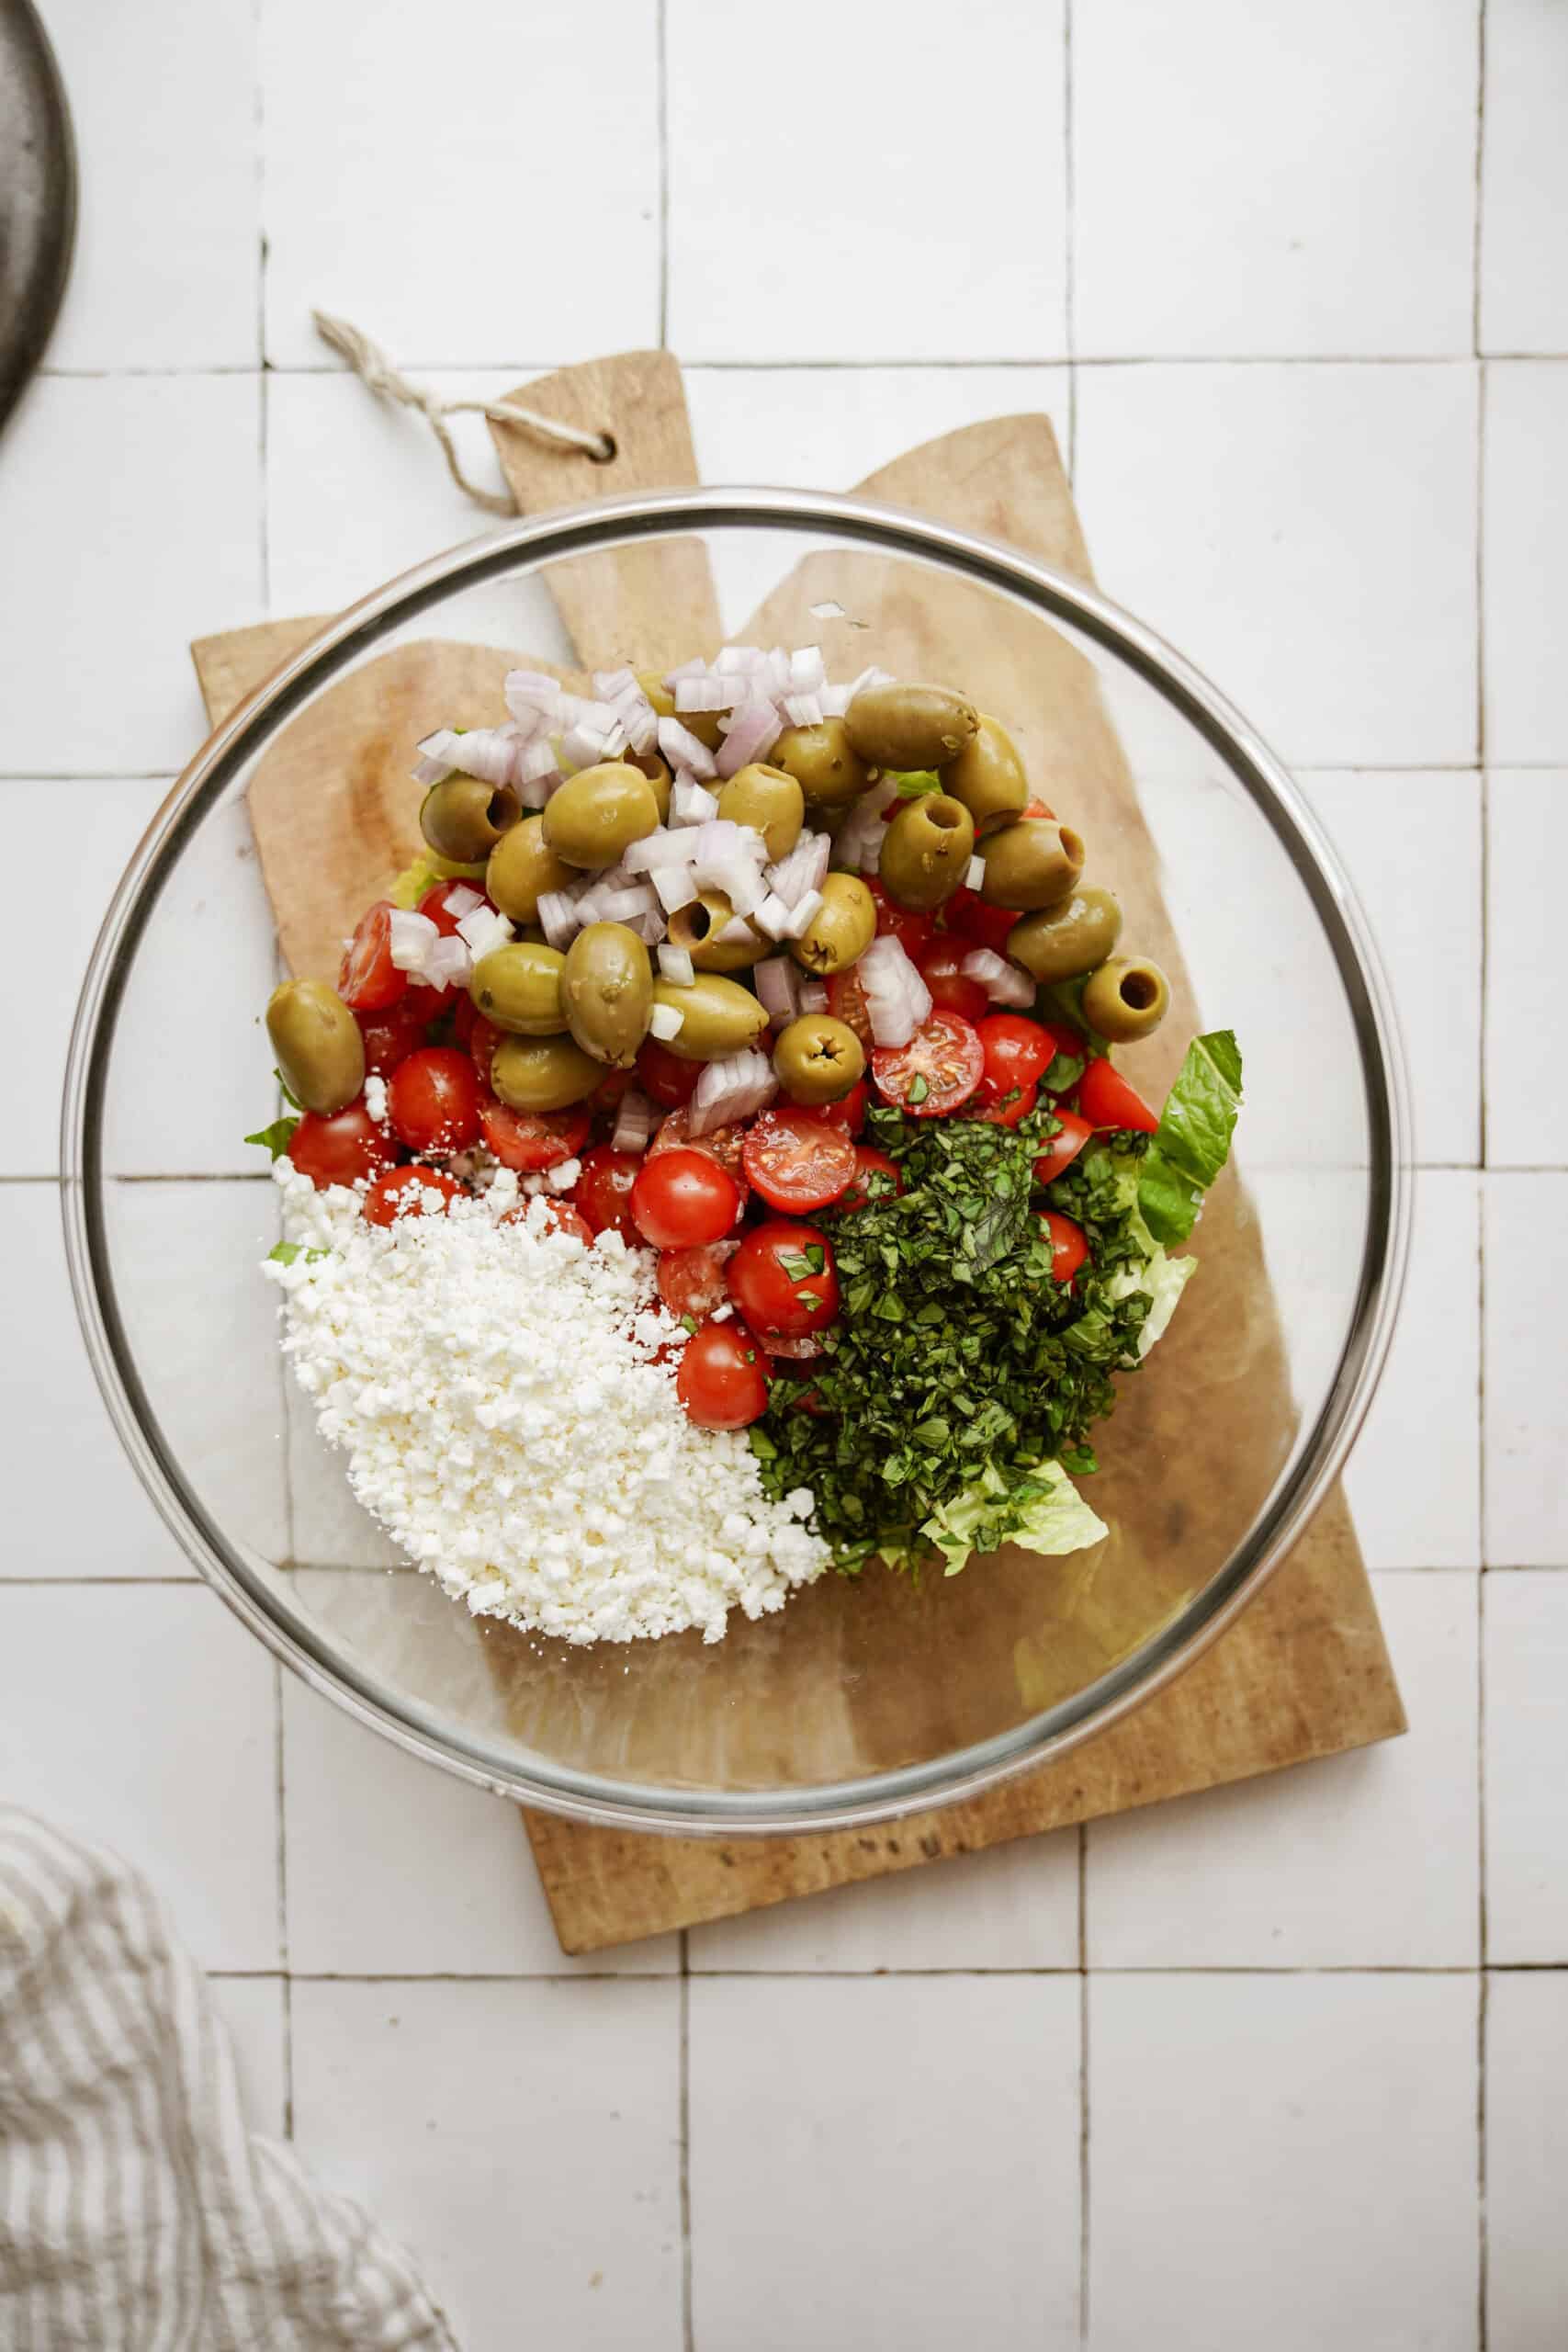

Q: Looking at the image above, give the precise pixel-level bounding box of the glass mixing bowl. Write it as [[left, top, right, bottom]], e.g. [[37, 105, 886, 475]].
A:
[[62, 488, 1410, 1834]]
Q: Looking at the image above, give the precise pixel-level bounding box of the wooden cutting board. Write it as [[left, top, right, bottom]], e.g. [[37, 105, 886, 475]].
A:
[[193, 352, 1404, 1954]]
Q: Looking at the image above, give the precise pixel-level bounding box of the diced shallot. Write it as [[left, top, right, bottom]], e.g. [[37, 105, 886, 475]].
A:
[[671, 776, 720, 826], [752, 892, 795, 941], [688, 1047, 777, 1137], [624, 826, 702, 873], [789, 645, 827, 695], [441, 884, 484, 919], [536, 891, 584, 952], [657, 716, 717, 781], [753, 956, 803, 1028], [714, 644, 766, 674], [595, 885, 659, 924], [389, 909, 440, 971], [712, 916, 756, 949], [518, 734, 561, 783], [675, 673, 745, 713], [652, 862, 701, 915], [631, 907, 669, 945], [781, 692, 823, 729], [858, 935, 933, 1048], [966, 855, 987, 892], [831, 775, 898, 875], [784, 888, 824, 940], [456, 905, 513, 961], [764, 830, 830, 910], [708, 860, 765, 918], [592, 666, 637, 701], [714, 698, 784, 777], [658, 943, 695, 986], [797, 981, 829, 1013], [611, 1090, 657, 1153], [503, 671, 564, 724], [615, 693, 660, 756], [960, 948, 1037, 1009], [648, 1002, 685, 1043], [560, 718, 626, 770]]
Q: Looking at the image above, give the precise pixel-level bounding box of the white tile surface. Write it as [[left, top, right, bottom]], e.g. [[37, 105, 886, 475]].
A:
[[291, 1978, 682, 2351], [1299, 768, 1483, 1166], [0, 1585, 278, 1971], [44, 0, 259, 370], [209, 1975, 288, 2139], [0, 375, 262, 774], [667, 0, 1067, 363], [1481, 0, 1568, 355], [1484, 1572, 1568, 1963], [0, 1183, 190, 1578], [1487, 770, 1568, 1169], [282, 1679, 676, 1975], [1075, 361, 1479, 769], [259, 0, 660, 368], [1073, 0, 1477, 359], [1483, 361, 1568, 764], [1089, 1973, 1480, 2351], [1343, 1171, 1481, 1571], [689, 1977, 1080, 2351], [1486, 1971, 1568, 2349], [1087, 1572, 1479, 1968], [689, 1829, 1078, 1973], [1483, 1174, 1568, 1567]]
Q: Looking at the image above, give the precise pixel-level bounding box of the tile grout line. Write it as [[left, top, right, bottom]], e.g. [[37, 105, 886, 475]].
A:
[[197, 1962, 1568, 1983], [1076, 1823, 1090, 2347], [1477, 1570, 1491, 2347], [1061, 0, 1077, 481], [37, 352, 1566, 379], [678, 1930, 694, 2352], [1472, 10, 1490, 2330], [655, 0, 671, 353], [273, 1659, 295, 2139]]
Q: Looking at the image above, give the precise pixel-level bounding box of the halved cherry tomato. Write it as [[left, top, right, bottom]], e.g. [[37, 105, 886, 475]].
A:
[[362, 1164, 465, 1227], [387, 1047, 481, 1154], [498, 1197, 594, 1243], [871, 1011, 984, 1117], [976, 1012, 1055, 1100], [637, 1036, 702, 1110], [809, 1078, 867, 1136], [825, 966, 873, 1048], [675, 1316, 770, 1429], [943, 888, 1021, 957], [761, 1329, 828, 1362], [915, 937, 987, 1023], [338, 901, 407, 1012], [656, 1243, 732, 1321], [1041, 1209, 1089, 1284], [728, 1222, 839, 1338], [647, 1105, 749, 1189], [355, 997, 430, 1077], [837, 1144, 905, 1212], [741, 1108, 857, 1213], [1032, 1109, 1094, 1184], [1077, 1057, 1159, 1136], [464, 1012, 503, 1088], [418, 880, 494, 939], [589, 1065, 635, 1114], [972, 1080, 1039, 1127], [573, 1144, 641, 1239], [288, 1101, 398, 1192], [631, 1148, 741, 1249], [866, 877, 936, 959], [478, 1098, 591, 1171]]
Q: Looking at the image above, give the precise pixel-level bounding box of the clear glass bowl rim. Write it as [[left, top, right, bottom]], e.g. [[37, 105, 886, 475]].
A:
[[61, 483, 1413, 1836]]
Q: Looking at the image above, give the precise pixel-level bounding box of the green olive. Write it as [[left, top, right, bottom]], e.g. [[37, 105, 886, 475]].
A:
[[650, 973, 770, 1062], [265, 979, 365, 1115], [489, 1032, 602, 1112], [942, 713, 1029, 835], [877, 794, 976, 912], [542, 762, 660, 870], [716, 763, 805, 863], [1008, 888, 1123, 984], [844, 682, 978, 772], [420, 773, 523, 864], [979, 819, 1087, 911], [485, 814, 575, 922], [636, 669, 722, 752], [773, 1014, 865, 1105], [622, 750, 672, 824], [665, 890, 770, 973], [789, 871, 877, 976], [560, 922, 652, 1068], [468, 941, 567, 1035], [770, 718, 872, 809], [1081, 956, 1170, 1044]]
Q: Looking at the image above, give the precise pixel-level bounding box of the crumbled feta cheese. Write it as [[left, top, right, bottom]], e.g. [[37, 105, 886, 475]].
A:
[[363, 1073, 389, 1125]]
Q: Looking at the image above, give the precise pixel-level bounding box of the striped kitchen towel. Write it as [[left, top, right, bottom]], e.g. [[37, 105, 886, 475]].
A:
[[0, 1807, 458, 2350]]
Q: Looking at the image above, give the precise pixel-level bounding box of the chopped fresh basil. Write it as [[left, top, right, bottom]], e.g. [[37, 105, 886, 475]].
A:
[[245, 1115, 299, 1161], [906, 1073, 930, 1105], [266, 1240, 328, 1267]]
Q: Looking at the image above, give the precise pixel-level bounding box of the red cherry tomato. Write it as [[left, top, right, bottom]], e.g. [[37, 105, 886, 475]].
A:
[[573, 1144, 641, 1239], [943, 888, 1021, 956], [288, 1101, 398, 1191], [1077, 1057, 1159, 1136], [387, 1047, 481, 1154], [1032, 1108, 1095, 1184], [362, 1164, 465, 1227], [1021, 796, 1055, 820], [637, 1036, 702, 1110], [976, 1012, 1055, 1098], [464, 1012, 503, 1088], [478, 1098, 592, 1171], [675, 1316, 771, 1430], [825, 967, 873, 1048], [837, 1144, 905, 1212], [588, 1065, 635, 1114], [631, 1148, 742, 1249], [741, 1109, 857, 1213], [1042, 1209, 1089, 1284], [865, 877, 936, 959], [356, 997, 430, 1077], [871, 1011, 984, 1117], [761, 1329, 828, 1361], [656, 1243, 733, 1321], [808, 1077, 867, 1136], [973, 1080, 1039, 1128], [338, 901, 407, 1012], [647, 1105, 750, 1191], [728, 1222, 839, 1338], [499, 1197, 593, 1244], [915, 937, 988, 1023], [418, 880, 494, 939]]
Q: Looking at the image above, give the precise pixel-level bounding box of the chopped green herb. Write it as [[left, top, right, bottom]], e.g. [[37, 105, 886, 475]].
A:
[[891, 768, 942, 799], [1043, 1051, 1085, 1095], [680, 1314, 699, 1336], [778, 1250, 816, 1282], [245, 1115, 299, 1161], [266, 1241, 328, 1267], [795, 1290, 824, 1312], [906, 1073, 930, 1105]]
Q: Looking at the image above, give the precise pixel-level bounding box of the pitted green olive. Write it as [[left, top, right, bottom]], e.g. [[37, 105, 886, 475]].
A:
[[978, 819, 1087, 910], [942, 713, 1029, 835], [1080, 956, 1170, 1043], [877, 794, 976, 912], [770, 718, 871, 809], [560, 923, 652, 1068], [468, 941, 567, 1035], [541, 763, 660, 869], [265, 979, 364, 1114], [420, 773, 523, 863], [1008, 888, 1123, 984], [773, 1014, 865, 1105], [636, 670, 722, 752], [716, 763, 805, 863], [622, 750, 672, 824], [650, 973, 770, 1061], [789, 871, 877, 976], [844, 682, 978, 771], [485, 814, 574, 922], [665, 890, 770, 973], [489, 1032, 601, 1111]]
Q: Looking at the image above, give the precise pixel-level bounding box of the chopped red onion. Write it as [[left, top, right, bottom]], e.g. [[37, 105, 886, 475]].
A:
[[616, 694, 660, 756], [859, 936, 933, 1047], [689, 1046, 777, 1137], [658, 943, 695, 986], [789, 646, 826, 695], [518, 735, 561, 784], [662, 657, 706, 685], [671, 776, 720, 825], [658, 717, 717, 781], [648, 1001, 685, 1043], [631, 908, 668, 945], [713, 915, 756, 948], [389, 909, 440, 970], [560, 719, 619, 770], [752, 892, 795, 941], [765, 830, 830, 910], [784, 888, 824, 940], [961, 948, 1037, 1009], [596, 886, 658, 923], [611, 1090, 657, 1154], [797, 980, 829, 1013], [457, 905, 513, 960], [536, 890, 584, 951], [592, 666, 637, 701], [443, 884, 484, 920], [845, 664, 896, 702], [966, 855, 987, 892], [782, 692, 823, 729], [625, 826, 702, 873], [714, 699, 784, 777], [709, 861, 766, 919], [831, 776, 898, 875], [753, 956, 803, 1028], [423, 933, 471, 992], [715, 644, 766, 673], [676, 673, 745, 713], [503, 672, 564, 725], [760, 647, 792, 697], [818, 684, 852, 718], [652, 862, 701, 914]]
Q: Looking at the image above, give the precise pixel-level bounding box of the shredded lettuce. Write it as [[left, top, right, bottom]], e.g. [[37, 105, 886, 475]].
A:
[[389, 853, 489, 909], [1137, 1030, 1244, 1247], [920, 1457, 1108, 1579], [245, 1115, 299, 1161]]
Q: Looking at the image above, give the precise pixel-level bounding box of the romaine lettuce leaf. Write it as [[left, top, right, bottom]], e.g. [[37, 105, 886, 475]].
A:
[[389, 853, 489, 910], [919, 1457, 1108, 1578], [1137, 1029, 1243, 1246]]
